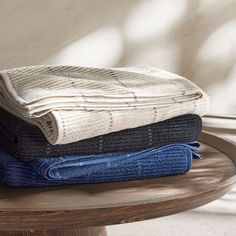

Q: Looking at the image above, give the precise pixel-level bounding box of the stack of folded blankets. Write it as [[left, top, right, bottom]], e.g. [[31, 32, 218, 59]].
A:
[[0, 66, 209, 187]]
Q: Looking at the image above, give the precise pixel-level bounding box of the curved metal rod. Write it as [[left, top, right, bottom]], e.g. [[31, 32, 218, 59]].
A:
[[203, 115, 236, 133], [204, 114, 236, 120], [198, 131, 236, 167]]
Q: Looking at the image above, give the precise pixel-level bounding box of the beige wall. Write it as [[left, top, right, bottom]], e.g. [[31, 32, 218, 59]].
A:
[[0, 0, 235, 114]]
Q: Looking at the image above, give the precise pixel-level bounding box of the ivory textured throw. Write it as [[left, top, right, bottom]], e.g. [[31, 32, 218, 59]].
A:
[[0, 143, 200, 187], [0, 66, 209, 144]]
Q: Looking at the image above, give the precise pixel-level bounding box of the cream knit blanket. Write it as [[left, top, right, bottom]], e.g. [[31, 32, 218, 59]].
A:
[[0, 65, 209, 144]]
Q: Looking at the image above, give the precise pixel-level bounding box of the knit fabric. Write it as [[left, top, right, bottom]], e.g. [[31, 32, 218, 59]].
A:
[[0, 65, 209, 144], [0, 107, 202, 160], [0, 142, 200, 187]]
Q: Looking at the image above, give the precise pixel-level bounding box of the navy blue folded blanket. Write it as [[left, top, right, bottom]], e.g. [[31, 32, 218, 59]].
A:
[[0, 108, 202, 161], [0, 142, 200, 187]]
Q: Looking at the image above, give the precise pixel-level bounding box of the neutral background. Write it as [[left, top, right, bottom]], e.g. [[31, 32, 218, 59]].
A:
[[0, 0, 236, 114], [0, 1, 235, 235]]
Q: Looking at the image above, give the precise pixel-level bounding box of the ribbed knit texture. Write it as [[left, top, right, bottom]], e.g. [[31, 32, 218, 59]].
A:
[[0, 142, 200, 187], [0, 65, 209, 144], [0, 107, 202, 160]]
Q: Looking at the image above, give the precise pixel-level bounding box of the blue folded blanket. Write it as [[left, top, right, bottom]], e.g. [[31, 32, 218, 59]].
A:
[[0, 143, 200, 187]]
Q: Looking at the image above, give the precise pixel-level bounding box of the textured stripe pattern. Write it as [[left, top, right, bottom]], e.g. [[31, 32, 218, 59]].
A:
[[0, 65, 209, 144], [0, 107, 202, 160], [0, 143, 200, 187]]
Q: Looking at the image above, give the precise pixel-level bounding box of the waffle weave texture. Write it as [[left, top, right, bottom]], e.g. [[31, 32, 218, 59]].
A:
[[0, 143, 200, 187], [0, 108, 202, 160], [0, 65, 209, 144]]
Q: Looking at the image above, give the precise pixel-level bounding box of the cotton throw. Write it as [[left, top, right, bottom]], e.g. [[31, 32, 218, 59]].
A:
[[0, 107, 202, 160], [0, 143, 200, 187], [0, 65, 209, 144]]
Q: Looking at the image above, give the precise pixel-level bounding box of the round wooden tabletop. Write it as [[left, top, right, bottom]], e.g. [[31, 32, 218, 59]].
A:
[[0, 132, 235, 232]]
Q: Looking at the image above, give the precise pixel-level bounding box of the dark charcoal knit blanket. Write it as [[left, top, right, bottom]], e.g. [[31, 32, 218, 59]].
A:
[[0, 108, 202, 161]]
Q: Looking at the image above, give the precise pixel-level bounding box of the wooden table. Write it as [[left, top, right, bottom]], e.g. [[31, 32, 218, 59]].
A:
[[0, 132, 235, 236]]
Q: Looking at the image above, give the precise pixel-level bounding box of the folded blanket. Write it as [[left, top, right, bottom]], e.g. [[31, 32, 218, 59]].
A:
[[0, 65, 209, 144], [0, 107, 202, 160], [0, 143, 200, 187]]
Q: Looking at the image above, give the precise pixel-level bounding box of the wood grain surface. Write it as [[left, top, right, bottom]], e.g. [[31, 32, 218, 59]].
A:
[[0, 132, 235, 231], [0, 226, 107, 236]]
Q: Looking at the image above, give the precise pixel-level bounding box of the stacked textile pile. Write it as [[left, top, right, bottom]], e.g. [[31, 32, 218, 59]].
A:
[[0, 66, 209, 187]]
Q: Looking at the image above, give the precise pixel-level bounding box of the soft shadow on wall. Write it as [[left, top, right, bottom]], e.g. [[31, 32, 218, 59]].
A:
[[0, 0, 235, 114]]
